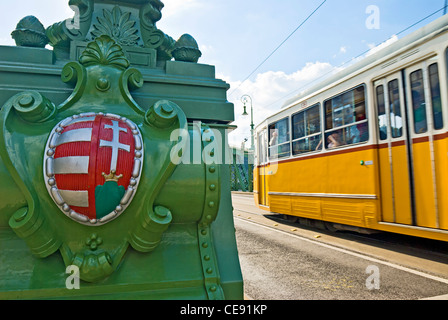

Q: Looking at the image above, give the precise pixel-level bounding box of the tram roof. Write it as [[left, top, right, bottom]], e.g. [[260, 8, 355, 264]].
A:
[[267, 14, 448, 123]]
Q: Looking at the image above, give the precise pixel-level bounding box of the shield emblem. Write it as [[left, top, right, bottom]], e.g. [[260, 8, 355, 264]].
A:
[[43, 112, 143, 226]]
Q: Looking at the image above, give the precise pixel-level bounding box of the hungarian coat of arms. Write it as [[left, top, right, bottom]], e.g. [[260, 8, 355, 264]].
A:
[[43, 113, 143, 225]]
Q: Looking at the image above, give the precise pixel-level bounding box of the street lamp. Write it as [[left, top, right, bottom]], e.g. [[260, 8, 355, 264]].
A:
[[241, 94, 254, 150]]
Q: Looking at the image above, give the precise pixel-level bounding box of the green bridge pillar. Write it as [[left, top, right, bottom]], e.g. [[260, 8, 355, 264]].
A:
[[0, 0, 242, 300]]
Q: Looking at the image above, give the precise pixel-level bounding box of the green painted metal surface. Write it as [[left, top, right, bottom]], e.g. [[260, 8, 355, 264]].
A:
[[0, 0, 242, 300]]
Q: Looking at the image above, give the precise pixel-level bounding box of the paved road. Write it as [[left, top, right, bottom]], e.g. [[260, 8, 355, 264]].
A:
[[232, 193, 448, 300]]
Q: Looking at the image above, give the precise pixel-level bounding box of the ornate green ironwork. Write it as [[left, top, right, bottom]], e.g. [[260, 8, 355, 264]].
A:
[[42, 0, 188, 63], [1, 35, 187, 282], [0, 1, 242, 300]]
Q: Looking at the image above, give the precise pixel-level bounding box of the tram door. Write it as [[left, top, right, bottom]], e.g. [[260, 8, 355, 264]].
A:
[[376, 61, 442, 229], [375, 72, 413, 225], [257, 129, 268, 206]]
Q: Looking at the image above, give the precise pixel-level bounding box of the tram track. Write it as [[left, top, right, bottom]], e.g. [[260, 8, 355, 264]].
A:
[[232, 195, 448, 260], [233, 207, 448, 299], [232, 199, 448, 288], [235, 213, 448, 284]]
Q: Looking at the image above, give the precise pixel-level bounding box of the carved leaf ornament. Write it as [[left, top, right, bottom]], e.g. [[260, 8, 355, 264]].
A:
[[92, 6, 139, 46]]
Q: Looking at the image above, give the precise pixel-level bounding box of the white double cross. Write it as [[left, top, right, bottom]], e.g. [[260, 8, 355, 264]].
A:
[[100, 121, 131, 171]]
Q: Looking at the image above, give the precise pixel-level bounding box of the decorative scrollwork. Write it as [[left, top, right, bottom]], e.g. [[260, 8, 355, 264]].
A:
[[145, 100, 178, 129], [11, 91, 56, 123]]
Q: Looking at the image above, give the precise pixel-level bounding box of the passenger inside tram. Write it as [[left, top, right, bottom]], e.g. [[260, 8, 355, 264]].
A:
[[327, 131, 342, 148]]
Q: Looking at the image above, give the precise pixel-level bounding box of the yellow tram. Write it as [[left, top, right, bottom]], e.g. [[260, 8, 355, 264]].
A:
[[253, 15, 448, 242]]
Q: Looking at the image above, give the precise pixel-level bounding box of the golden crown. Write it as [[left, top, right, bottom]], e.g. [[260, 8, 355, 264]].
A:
[[102, 170, 123, 182]]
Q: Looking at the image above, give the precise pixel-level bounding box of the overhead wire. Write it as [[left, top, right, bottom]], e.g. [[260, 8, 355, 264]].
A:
[[258, 4, 448, 111], [228, 0, 327, 98]]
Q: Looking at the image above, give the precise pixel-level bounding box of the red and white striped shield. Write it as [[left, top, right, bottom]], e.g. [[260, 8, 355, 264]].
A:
[[43, 113, 144, 226]]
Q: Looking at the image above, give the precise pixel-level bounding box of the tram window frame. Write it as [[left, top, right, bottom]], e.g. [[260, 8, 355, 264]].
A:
[[323, 84, 368, 149], [257, 131, 268, 165], [268, 117, 291, 159], [291, 103, 322, 155], [376, 85, 388, 140], [409, 69, 428, 134], [388, 79, 403, 138], [428, 63, 443, 130]]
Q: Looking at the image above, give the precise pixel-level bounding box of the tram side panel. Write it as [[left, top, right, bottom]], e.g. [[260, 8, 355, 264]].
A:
[[321, 148, 379, 229], [265, 146, 380, 230], [434, 135, 448, 230], [253, 165, 268, 208], [268, 155, 327, 221]]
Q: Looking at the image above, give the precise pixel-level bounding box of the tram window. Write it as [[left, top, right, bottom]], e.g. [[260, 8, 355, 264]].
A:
[[376, 85, 387, 140], [268, 118, 290, 159], [388, 79, 403, 138], [257, 132, 267, 164], [293, 112, 305, 138], [324, 85, 368, 148], [292, 104, 322, 155], [428, 63, 443, 130], [410, 69, 428, 134]]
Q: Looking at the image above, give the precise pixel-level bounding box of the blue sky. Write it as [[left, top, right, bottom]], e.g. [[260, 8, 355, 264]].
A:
[[1, 0, 447, 146]]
